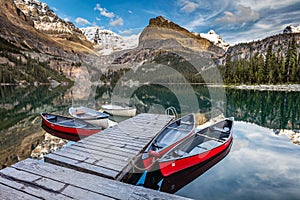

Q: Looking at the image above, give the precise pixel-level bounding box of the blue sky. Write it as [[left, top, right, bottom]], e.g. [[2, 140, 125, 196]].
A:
[[42, 0, 300, 44]]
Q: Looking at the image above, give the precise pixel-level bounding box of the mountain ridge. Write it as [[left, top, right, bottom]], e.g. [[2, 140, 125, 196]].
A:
[[283, 25, 300, 34], [13, 0, 93, 49], [138, 16, 225, 55], [80, 27, 139, 55], [1, 0, 300, 86]]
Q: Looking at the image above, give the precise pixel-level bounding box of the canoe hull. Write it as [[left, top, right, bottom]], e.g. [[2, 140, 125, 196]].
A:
[[142, 113, 195, 170], [160, 140, 232, 193], [41, 113, 101, 137], [159, 137, 232, 177], [79, 118, 109, 129], [101, 105, 136, 117], [142, 133, 193, 170], [69, 106, 110, 129]]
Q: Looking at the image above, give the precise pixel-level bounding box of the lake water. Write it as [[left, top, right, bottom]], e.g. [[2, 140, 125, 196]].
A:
[[173, 121, 300, 199], [0, 84, 300, 199]]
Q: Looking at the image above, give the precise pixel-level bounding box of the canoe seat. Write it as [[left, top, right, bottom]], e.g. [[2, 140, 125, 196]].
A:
[[57, 120, 86, 128], [72, 110, 86, 115], [174, 149, 187, 157], [180, 121, 192, 125], [189, 140, 219, 155], [167, 127, 191, 132], [197, 132, 224, 143], [46, 115, 57, 121], [153, 142, 167, 149], [211, 126, 230, 133]]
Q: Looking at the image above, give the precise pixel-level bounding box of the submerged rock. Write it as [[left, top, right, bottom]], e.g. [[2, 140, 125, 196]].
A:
[[279, 130, 300, 145], [31, 132, 68, 159], [196, 113, 225, 130]]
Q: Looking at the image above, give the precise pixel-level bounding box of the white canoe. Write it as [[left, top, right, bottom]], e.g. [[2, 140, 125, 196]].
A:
[[101, 104, 137, 117], [69, 106, 110, 129]]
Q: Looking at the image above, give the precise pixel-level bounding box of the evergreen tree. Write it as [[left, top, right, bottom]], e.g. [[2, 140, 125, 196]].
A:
[[289, 37, 298, 82], [257, 55, 265, 84], [265, 45, 273, 83], [224, 55, 232, 83]]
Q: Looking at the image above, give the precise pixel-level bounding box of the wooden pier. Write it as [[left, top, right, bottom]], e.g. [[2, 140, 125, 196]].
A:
[[45, 113, 174, 180], [0, 113, 192, 199], [0, 159, 189, 199]]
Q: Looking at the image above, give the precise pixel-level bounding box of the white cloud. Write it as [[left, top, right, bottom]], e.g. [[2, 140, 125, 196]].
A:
[[109, 17, 123, 26], [179, 0, 198, 13], [64, 18, 70, 22], [237, 0, 300, 10], [94, 4, 115, 19], [119, 29, 133, 35], [128, 10, 133, 14], [178, 0, 231, 30], [216, 5, 259, 24], [185, 17, 205, 30], [75, 17, 91, 26], [118, 27, 143, 36]]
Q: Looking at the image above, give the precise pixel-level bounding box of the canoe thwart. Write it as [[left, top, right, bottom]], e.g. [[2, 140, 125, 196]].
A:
[[196, 132, 225, 143]]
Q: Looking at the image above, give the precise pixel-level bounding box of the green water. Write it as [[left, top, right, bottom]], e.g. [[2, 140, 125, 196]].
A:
[[0, 84, 299, 199]]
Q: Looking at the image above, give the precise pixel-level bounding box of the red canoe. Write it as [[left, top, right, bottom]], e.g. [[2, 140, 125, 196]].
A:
[[158, 117, 234, 177], [160, 140, 233, 193], [41, 112, 102, 137], [142, 113, 195, 170]]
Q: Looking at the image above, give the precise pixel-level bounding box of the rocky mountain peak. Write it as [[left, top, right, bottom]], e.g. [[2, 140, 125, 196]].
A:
[[283, 25, 300, 34], [80, 27, 139, 55], [13, 0, 93, 49], [0, 0, 33, 27], [148, 16, 190, 35], [149, 16, 172, 26], [140, 16, 225, 56], [197, 29, 230, 51], [208, 29, 216, 35], [14, 0, 82, 35]]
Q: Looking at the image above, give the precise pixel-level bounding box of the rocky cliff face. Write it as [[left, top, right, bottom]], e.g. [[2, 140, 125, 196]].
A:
[[223, 33, 300, 62], [139, 16, 224, 56], [14, 0, 93, 49], [14, 0, 81, 34], [0, 0, 45, 49], [81, 27, 139, 55], [0, 0, 99, 85], [283, 25, 300, 34], [1, 0, 94, 54], [197, 30, 230, 51]]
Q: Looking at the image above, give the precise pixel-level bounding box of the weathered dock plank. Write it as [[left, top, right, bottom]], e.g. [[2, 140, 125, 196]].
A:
[[44, 113, 174, 180], [0, 183, 41, 200], [0, 159, 191, 200], [75, 140, 140, 155], [45, 153, 119, 179]]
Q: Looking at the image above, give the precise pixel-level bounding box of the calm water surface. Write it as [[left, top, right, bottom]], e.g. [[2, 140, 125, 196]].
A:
[[174, 121, 300, 199], [0, 84, 300, 199]]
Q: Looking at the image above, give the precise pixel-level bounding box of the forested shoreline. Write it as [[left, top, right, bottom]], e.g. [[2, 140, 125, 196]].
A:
[[220, 37, 300, 84]]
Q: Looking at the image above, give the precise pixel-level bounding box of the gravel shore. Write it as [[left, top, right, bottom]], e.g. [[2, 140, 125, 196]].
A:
[[231, 84, 300, 91]]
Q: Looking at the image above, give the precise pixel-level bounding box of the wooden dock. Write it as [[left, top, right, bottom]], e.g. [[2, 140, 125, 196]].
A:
[[0, 159, 189, 199], [44, 113, 174, 180], [0, 113, 191, 199]]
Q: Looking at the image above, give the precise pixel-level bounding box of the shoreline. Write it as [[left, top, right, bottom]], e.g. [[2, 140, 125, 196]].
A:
[[279, 130, 300, 145], [2, 81, 300, 91], [227, 84, 300, 91]]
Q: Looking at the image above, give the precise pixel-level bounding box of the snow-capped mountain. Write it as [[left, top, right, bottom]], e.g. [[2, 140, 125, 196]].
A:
[[14, 0, 81, 35], [81, 27, 139, 55], [194, 30, 230, 51], [283, 25, 300, 34]]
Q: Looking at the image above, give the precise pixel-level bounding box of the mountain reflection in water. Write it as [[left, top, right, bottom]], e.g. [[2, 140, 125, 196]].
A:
[[0, 84, 299, 199], [141, 139, 232, 193], [172, 122, 300, 200]]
